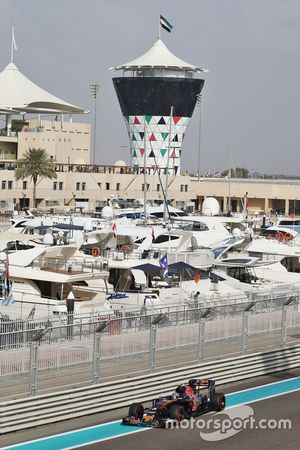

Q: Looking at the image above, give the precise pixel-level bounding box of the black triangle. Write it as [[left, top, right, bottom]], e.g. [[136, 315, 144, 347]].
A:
[[149, 150, 155, 157], [172, 134, 179, 142], [158, 117, 166, 125], [139, 132, 144, 139]]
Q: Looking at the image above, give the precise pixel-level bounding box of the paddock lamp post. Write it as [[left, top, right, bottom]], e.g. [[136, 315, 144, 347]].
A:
[[29, 327, 51, 396], [92, 320, 110, 384], [90, 83, 100, 165]]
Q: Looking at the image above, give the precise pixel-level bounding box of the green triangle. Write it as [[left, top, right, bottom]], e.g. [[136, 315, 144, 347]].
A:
[[132, 149, 137, 157], [161, 132, 169, 140], [132, 133, 136, 141], [160, 149, 167, 157], [146, 115, 152, 124]]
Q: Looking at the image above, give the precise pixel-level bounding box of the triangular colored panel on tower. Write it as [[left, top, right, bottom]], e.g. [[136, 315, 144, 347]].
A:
[[158, 117, 166, 125], [161, 132, 168, 140], [132, 133, 136, 141], [132, 149, 137, 157], [172, 134, 178, 142], [149, 133, 156, 141], [171, 151, 176, 158], [173, 116, 181, 124], [146, 115, 152, 124], [124, 116, 129, 123], [160, 149, 167, 157], [149, 150, 155, 157], [139, 132, 144, 139], [139, 148, 145, 156], [134, 116, 140, 125]]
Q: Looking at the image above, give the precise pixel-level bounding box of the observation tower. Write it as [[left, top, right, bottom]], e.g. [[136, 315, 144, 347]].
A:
[[111, 38, 207, 174]]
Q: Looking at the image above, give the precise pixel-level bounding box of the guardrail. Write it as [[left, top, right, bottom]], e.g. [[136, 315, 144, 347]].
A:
[[0, 345, 299, 434]]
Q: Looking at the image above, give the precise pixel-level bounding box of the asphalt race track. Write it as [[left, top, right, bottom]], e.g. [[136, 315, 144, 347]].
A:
[[1, 369, 299, 450]]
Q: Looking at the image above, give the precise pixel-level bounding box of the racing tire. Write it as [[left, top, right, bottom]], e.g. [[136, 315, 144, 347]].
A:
[[169, 405, 186, 422], [210, 393, 226, 411], [128, 402, 144, 419]]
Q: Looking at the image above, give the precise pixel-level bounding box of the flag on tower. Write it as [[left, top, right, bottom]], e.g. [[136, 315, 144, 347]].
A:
[[160, 15, 173, 33], [12, 27, 17, 51]]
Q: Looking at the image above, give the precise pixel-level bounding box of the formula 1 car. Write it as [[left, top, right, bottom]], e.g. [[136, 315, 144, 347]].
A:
[[122, 378, 225, 428]]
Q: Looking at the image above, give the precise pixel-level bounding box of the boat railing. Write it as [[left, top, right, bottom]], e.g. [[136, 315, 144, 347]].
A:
[[31, 256, 109, 274]]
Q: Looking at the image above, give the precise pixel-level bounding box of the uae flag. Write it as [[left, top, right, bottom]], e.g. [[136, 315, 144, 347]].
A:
[[160, 15, 173, 33]]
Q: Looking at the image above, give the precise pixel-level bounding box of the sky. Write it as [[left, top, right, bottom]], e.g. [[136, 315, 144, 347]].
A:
[[1, 0, 300, 174]]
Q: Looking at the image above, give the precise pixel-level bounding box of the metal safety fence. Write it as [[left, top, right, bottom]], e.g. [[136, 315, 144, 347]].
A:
[[0, 292, 299, 398]]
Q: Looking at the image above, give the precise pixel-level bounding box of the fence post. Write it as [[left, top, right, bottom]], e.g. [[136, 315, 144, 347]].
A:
[[241, 302, 255, 355], [198, 317, 205, 363], [92, 320, 109, 384], [29, 341, 38, 396], [281, 305, 288, 349], [92, 332, 101, 384], [241, 311, 249, 355], [149, 324, 157, 374]]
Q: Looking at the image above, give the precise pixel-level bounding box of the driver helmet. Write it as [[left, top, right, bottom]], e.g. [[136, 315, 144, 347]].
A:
[[175, 384, 186, 396]]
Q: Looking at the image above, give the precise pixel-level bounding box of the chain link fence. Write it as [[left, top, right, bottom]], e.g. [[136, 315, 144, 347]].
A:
[[0, 292, 299, 398]]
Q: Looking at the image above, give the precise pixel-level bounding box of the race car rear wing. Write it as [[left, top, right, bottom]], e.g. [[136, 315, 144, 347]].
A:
[[189, 379, 216, 395]]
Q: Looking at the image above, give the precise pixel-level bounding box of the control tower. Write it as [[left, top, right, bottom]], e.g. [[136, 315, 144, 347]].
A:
[[111, 39, 206, 174]]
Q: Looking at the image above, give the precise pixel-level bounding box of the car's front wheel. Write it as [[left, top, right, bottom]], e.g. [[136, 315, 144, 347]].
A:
[[210, 393, 226, 411], [169, 405, 186, 422], [128, 402, 144, 419]]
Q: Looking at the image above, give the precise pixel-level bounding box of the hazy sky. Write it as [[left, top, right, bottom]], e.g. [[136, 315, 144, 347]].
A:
[[1, 0, 300, 174]]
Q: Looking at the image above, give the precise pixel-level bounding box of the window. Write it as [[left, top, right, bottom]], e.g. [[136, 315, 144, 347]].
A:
[[157, 184, 160, 191], [185, 185, 188, 192], [106, 183, 110, 190], [81, 182, 86, 191], [153, 234, 180, 244], [180, 185, 184, 192], [23, 181, 27, 190], [1, 181, 6, 190], [142, 183, 150, 191], [116, 183, 120, 191], [53, 182, 57, 190], [59, 182, 63, 190], [76, 182, 80, 190], [98, 183, 102, 189], [7, 181, 13, 190]]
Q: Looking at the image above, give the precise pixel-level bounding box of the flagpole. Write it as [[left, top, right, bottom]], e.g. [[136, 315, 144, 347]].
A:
[[158, 15, 161, 39]]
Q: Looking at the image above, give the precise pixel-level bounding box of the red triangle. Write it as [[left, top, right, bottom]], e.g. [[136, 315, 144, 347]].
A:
[[173, 116, 181, 124], [140, 148, 145, 156], [134, 116, 140, 125], [171, 151, 176, 158], [149, 133, 156, 141]]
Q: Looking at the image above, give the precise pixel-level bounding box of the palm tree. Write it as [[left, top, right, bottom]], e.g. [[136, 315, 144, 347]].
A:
[[15, 148, 57, 209]]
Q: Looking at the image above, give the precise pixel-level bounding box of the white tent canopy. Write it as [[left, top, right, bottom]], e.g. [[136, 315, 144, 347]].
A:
[[0, 63, 86, 114], [111, 39, 208, 73]]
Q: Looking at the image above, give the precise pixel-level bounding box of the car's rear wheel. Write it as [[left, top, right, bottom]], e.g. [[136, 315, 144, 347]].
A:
[[128, 402, 144, 419], [210, 393, 226, 411], [169, 405, 185, 422]]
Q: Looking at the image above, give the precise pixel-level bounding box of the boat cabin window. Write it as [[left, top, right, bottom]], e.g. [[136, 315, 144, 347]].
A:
[[153, 234, 180, 244], [227, 267, 252, 284], [279, 220, 300, 226]]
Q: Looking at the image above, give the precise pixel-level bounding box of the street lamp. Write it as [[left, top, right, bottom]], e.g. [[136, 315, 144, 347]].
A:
[[196, 93, 202, 181], [90, 83, 100, 165]]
